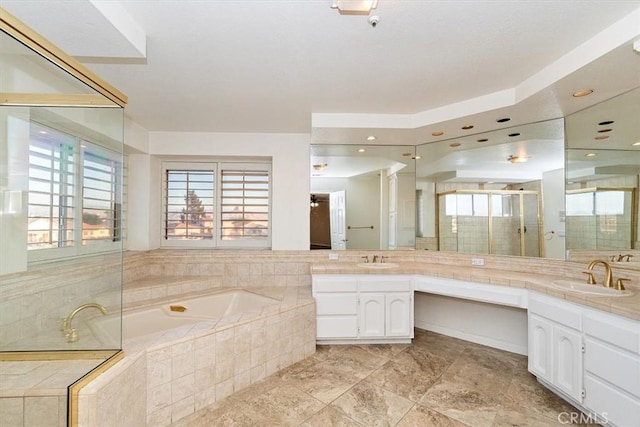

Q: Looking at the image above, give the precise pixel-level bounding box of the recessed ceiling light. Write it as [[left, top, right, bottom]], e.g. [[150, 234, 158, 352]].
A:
[[598, 120, 614, 125], [572, 89, 594, 97], [358, 148, 366, 153], [585, 153, 598, 157], [366, 135, 376, 141], [461, 125, 474, 130], [431, 131, 444, 137], [597, 129, 612, 133], [477, 138, 488, 143], [449, 142, 461, 148], [594, 135, 609, 140], [496, 118, 511, 123], [633, 142, 640, 147], [508, 133, 521, 137]]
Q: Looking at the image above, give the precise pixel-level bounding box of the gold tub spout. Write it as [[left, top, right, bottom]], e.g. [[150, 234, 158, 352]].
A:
[[61, 303, 108, 343], [587, 260, 613, 288]]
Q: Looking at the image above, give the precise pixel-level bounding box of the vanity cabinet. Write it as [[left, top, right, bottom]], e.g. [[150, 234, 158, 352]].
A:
[[582, 309, 640, 426], [528, 293, 583, 403], [313, 275, 413, 343]]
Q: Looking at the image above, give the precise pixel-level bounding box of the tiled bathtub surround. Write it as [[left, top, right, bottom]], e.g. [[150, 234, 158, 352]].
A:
[[77, 287, 316, 426]]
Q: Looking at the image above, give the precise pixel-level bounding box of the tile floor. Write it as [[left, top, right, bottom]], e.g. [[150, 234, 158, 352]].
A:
[[173, 329, 595, 426]]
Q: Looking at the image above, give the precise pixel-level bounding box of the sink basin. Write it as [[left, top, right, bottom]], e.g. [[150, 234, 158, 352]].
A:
[[551, 280, 634, 297], [357, 262, 399, 269]]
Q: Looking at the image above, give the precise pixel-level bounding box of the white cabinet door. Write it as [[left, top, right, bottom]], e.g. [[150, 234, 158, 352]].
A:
[[359, 294, 385, 337], [385, 293, 412, 337], [528, 313, 553, 383], [553, 323, 583, 401]]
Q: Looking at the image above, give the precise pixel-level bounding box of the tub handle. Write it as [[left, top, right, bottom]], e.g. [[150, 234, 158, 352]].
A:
[[170, 305, 187, 313]]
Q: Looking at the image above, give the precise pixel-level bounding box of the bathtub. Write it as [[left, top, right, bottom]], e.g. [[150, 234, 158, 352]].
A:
[[92, 290, 279, 342]]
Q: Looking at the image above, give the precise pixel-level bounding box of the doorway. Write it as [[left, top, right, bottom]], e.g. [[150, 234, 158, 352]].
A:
[[310, 193, 331, 249]]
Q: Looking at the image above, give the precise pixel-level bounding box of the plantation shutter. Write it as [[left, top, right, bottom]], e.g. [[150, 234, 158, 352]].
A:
[[220, 167, 270, 241]]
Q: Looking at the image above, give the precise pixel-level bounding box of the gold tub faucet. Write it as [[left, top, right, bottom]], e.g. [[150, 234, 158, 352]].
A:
[[587, 260, 613, 288], [61, 303, 108, 343]]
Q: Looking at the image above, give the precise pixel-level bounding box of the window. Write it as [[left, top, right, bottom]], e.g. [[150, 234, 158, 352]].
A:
[[27, 122, 122, 261], [162, 161, 271, 248]]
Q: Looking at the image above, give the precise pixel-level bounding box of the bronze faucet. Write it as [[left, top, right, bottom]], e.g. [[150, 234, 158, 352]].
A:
[[587, 260, 613, 288]]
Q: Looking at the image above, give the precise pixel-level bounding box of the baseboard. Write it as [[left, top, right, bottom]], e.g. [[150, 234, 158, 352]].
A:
[[415, 320, 528, 355]]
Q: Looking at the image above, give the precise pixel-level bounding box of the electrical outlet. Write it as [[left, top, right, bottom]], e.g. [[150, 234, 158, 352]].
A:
[[328, 253, 339, 260], [471, 258, 485, 266]]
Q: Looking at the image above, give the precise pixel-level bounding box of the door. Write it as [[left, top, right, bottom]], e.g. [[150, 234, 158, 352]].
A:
[[329, 190, 347, 250], [385, 293, 412, 337], [359, 294, 385, 337], [528, 313, 553, 383], [553, 324, 583, 401]]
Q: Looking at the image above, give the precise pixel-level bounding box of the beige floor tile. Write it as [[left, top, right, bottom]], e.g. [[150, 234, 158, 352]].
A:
[[397, 404, 471, 427], [312, 345, 390, 378], [331, 381, 414, 427], [300, 405, 364, 427]]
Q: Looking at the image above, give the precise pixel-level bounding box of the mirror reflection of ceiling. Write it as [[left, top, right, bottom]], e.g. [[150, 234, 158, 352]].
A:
[[310, 145, 415, 178], [416, 120, 564, 184]]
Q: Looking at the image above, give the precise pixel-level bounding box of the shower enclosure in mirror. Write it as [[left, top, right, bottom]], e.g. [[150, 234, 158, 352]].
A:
[[416, 119, 565, 258], [437, 189, 541, 256], [1, 9, 126, 426], [565, 87, 640, 266]]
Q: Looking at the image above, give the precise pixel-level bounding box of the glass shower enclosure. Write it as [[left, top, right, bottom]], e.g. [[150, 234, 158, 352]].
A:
[[1, 9, 126, 426], [437, 190, 542, 256]]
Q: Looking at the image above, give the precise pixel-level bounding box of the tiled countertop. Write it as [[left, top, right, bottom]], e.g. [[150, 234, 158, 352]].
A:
[[310, 262, 640, 321]]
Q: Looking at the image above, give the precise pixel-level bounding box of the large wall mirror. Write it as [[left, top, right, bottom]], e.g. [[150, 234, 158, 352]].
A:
[[310, 145, 416, 250], [415, 119, 565, 259], [565, 87, 640, 270]]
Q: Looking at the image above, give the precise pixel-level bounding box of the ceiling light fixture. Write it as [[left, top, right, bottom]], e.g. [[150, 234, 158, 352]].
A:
[[313, 163, 328, 171], [366, 135, 376, 141], [508, 155, 530, 163], [573, 89, 594, 97], [331, 0, 378, 14]]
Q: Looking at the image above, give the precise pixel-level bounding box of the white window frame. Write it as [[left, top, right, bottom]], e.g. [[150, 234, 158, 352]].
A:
[[161, 160, 272, 249], [27, 122, 123, 263]]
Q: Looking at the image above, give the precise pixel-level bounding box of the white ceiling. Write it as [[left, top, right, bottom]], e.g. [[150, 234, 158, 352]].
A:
[[3, 0, 639, 184], [3, 0, 640, 141]]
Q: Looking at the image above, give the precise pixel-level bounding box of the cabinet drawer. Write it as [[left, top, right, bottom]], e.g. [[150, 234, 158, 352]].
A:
[[313, 277, 357, 293], [317, 316, 358, 339], [529, 293, 581, 330], [585, 338, 640, 398], [583, 310, 640, 355], [584, 374, 640, 427], [315, 294, 358, 315], [359, 278, 412, 292]]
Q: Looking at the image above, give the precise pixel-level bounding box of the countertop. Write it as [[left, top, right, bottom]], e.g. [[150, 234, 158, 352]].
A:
[[310, 262, 640, 321]]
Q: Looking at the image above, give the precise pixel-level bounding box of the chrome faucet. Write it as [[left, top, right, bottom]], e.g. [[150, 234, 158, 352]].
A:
[[587, 260, 613, 288], [61, 303, 108, 342]]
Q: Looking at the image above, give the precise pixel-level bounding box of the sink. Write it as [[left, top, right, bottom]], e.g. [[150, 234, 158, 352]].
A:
[[357, 262, 399, 269], [551, 280, 634, 297]]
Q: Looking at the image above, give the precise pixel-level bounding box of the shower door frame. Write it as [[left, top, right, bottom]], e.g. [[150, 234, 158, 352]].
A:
[[436, 189, 543, 257]]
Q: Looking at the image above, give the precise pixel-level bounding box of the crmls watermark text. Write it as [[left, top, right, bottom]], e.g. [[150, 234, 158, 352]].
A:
[[558, 411, 608, 424]]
